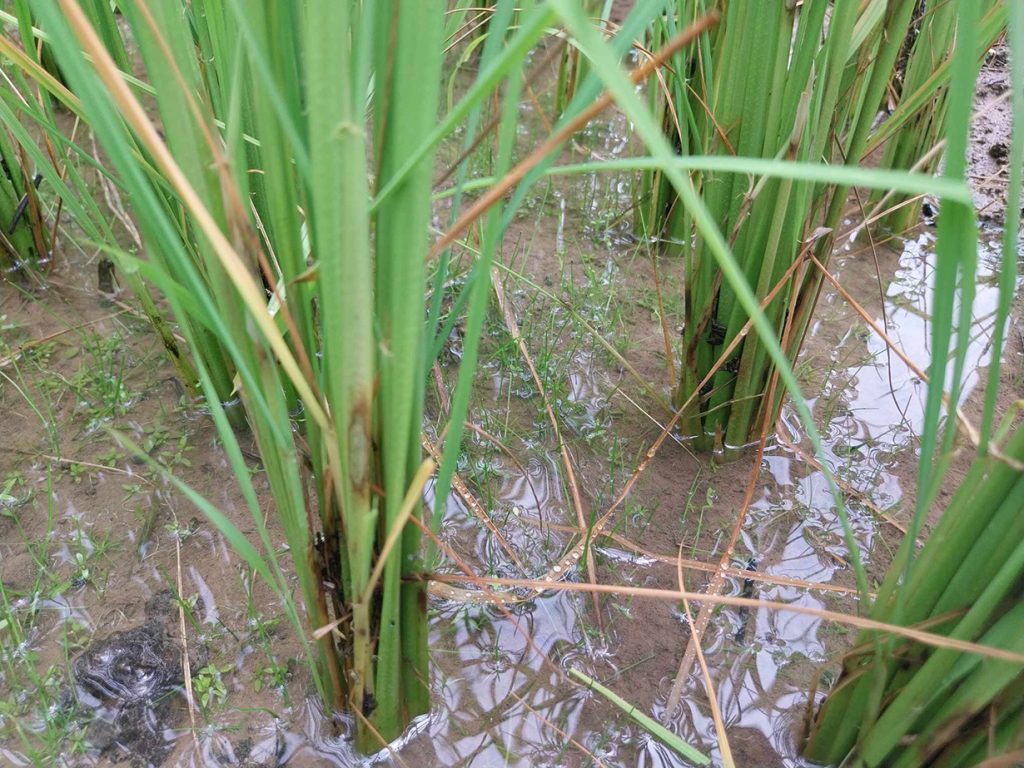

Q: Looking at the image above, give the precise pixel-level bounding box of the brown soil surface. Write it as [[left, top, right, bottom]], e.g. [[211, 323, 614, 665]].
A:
[[969, 43, 1015, 224]]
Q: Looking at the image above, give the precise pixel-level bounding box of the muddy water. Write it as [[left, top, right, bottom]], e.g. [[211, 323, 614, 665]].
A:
[[657, 227, 1017, 768], [0, 204, 1015, 768], [411, 226, 1015, 768], [2, 44, 1018, 768]]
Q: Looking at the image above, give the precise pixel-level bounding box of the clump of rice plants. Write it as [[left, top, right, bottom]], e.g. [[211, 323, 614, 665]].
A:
[[2, 0, 464, 749], [641, 0, 1005, 452], [1, 0, 665, 751], [0, 0, 134, 272], [803, 3, 1024, 764], [872, 1, 1008, 232]]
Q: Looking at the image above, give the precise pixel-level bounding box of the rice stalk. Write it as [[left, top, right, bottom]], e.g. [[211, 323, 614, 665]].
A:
[[643, 0, 1004, 452], [0, 119, 46, 268], [0, 0, 581, 749]]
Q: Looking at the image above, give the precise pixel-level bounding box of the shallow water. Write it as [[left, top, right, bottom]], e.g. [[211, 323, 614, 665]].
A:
[[2, 36, 1018, 768], [1, 198, 1015, 768]]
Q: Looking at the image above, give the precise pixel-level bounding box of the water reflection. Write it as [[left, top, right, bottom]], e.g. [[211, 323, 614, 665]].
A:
[[13, 192, 1010, 768]]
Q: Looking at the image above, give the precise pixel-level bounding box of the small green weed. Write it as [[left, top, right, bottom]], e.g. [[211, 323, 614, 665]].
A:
[[192, 663, 231, 717], [253, 662, 291, 694], [0, 472, 31, 516], [65, 334, 134, 430]]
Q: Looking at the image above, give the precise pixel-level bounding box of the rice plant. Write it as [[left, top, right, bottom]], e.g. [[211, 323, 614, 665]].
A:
[[641, 0, 1005, 452], [3, 0, 1021, 761], [1, 0, 469, 748], [0, 0, 135, 272], [0, 100, 47, 269], [873, 1, 1008, 232], [0, 10, 43, 272], [0, 0, 679, 750], [803, 3, 1024, 764]]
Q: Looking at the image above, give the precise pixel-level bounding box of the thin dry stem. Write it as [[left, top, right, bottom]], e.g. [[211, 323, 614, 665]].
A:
[[173, 517, 197, 741], [677, 542, 734, 767], [411, 514, 566, 678], [664, 426, 768, 719], [509, 689, 610, 768], [492, 267, 599, 621], [810, 254, 991, 457], [421, 435, 527, 570], [426, 575, 1024, 665]]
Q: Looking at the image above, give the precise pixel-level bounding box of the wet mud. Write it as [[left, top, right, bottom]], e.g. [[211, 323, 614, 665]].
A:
[[72, 591, 190, 767], [969, 43, 1015, 224], [0, 21, 1018, 768]]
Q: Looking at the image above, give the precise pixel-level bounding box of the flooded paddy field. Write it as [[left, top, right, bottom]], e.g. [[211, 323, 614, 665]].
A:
[[0, 18, 1018, 768]]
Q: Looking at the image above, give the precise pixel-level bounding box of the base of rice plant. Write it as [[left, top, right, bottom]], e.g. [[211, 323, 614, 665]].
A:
[[1, 0, 586, 751], [7, 0, 457, 750]]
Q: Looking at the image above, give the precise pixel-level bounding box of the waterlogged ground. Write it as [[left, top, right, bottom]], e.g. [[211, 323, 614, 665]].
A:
[[1, 41, 1018, 768]]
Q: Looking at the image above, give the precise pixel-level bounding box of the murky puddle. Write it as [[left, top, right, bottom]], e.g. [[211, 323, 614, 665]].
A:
[[663, 227, 1017, 768], [387, 225, 1015, 768]]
